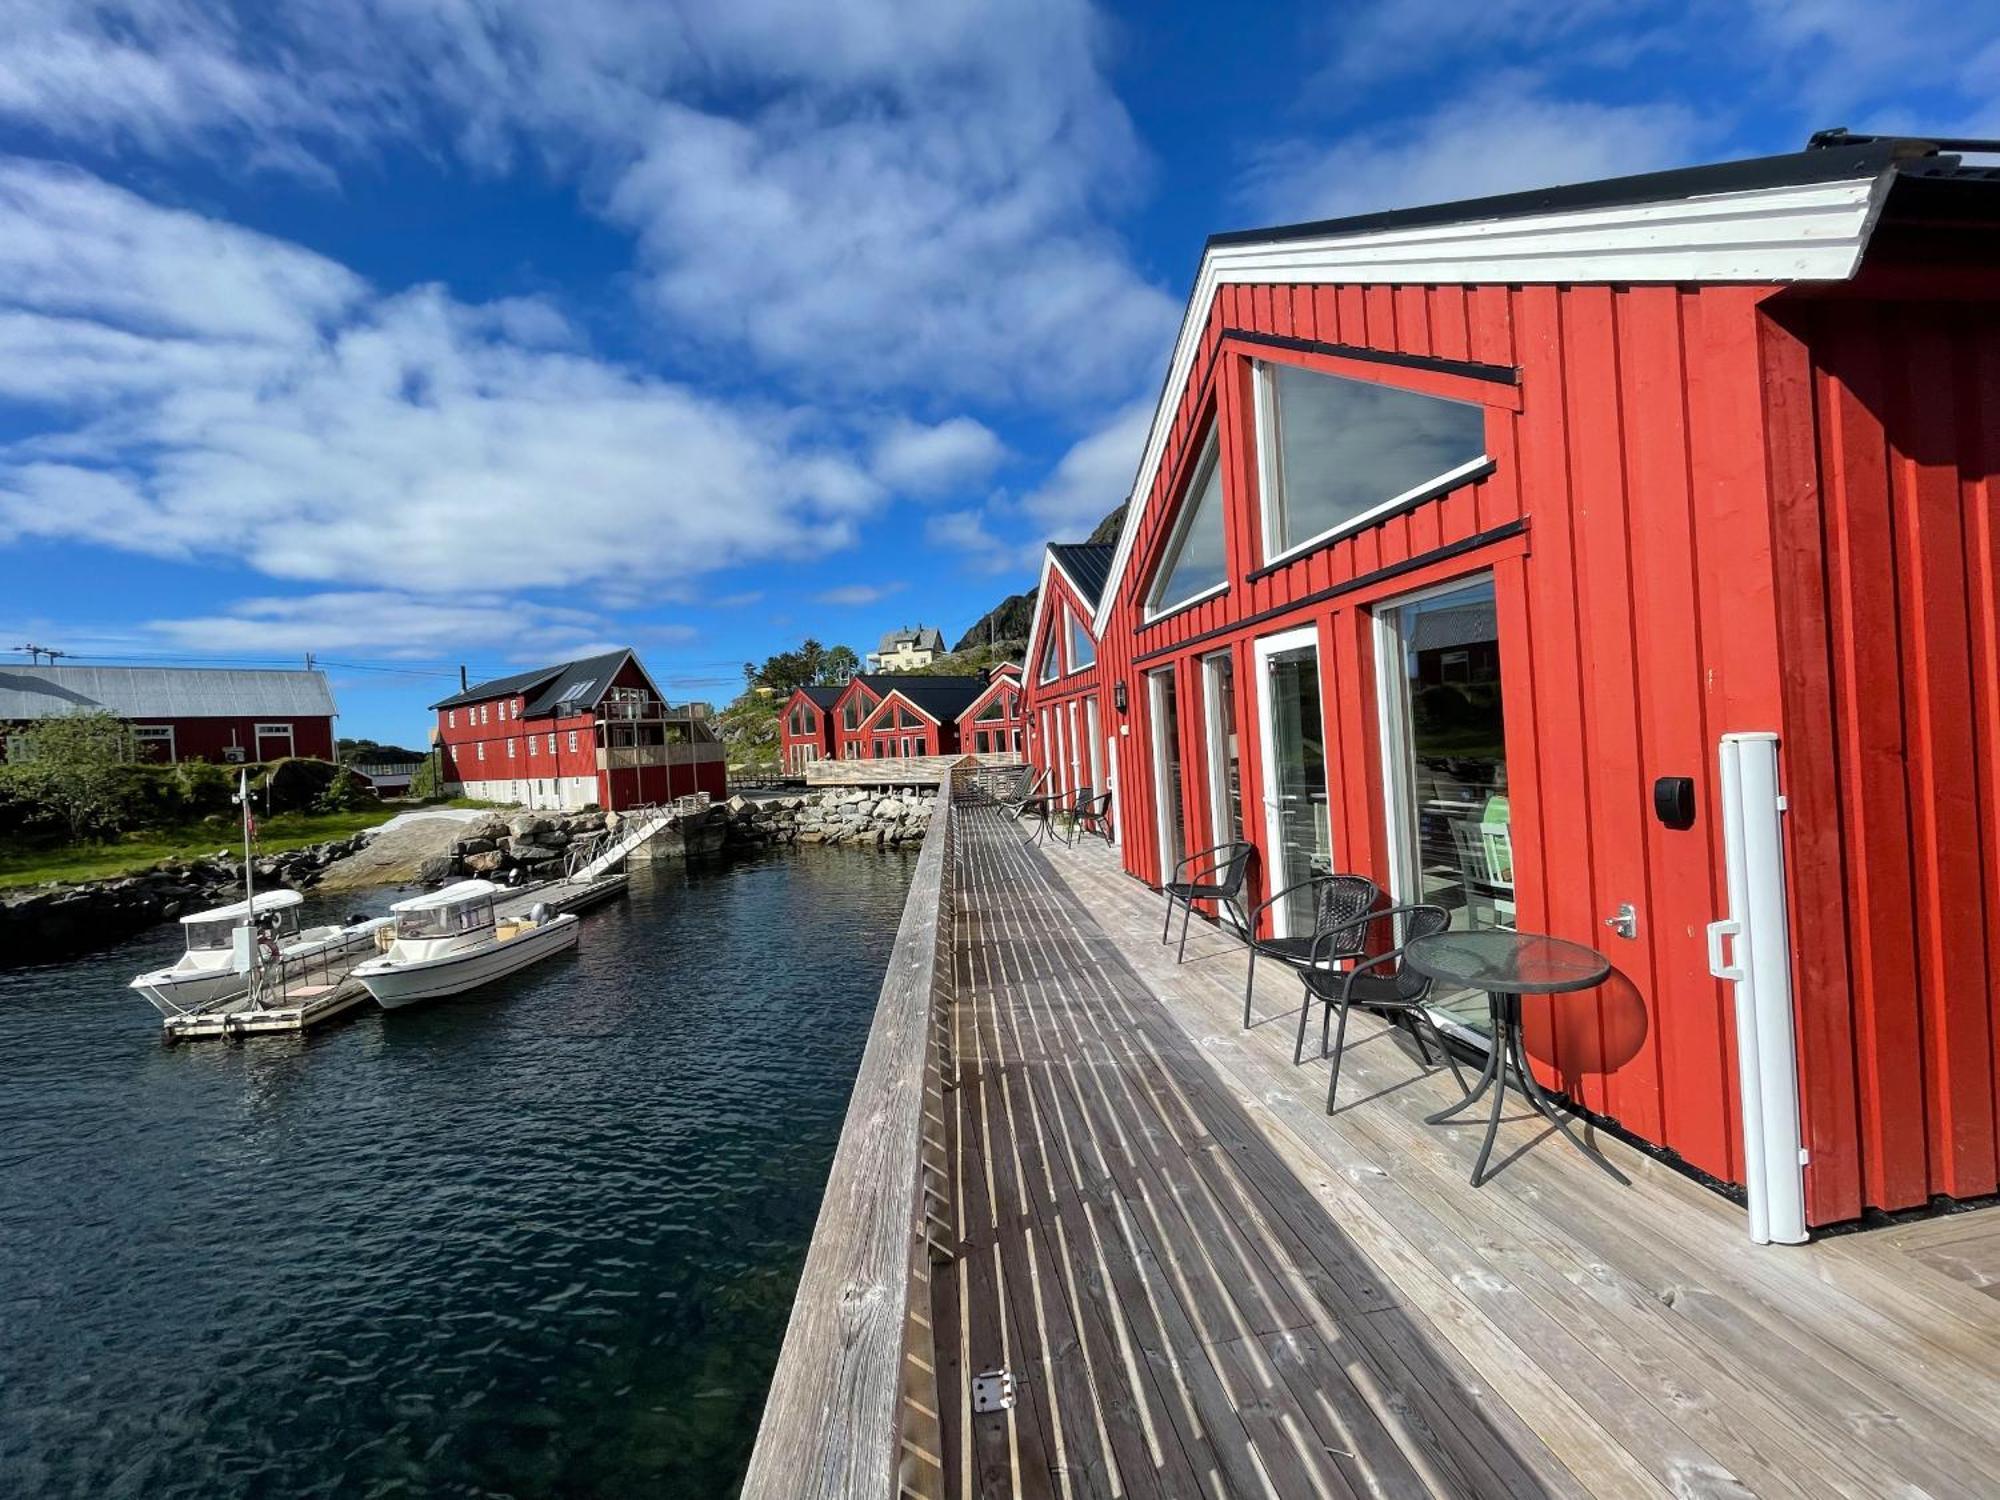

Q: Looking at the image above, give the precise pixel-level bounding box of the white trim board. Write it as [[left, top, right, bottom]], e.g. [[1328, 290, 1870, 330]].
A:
[[1092, 167, 1896, 638]]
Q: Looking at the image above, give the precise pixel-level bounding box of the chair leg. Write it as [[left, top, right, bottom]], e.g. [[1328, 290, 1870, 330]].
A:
[[1424, 1014, 1469, 1093], [1176, 897, 1194, 963], [1242, 948, 1257, 1030], [1325, 998, 1356, 1113], [1409, 1015, 1434, 1064], [1161, 892, 1174, 943], [1292, 985, 1314, 1065]]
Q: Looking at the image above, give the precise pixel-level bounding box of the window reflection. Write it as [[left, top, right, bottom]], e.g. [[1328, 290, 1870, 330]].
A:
[[1260, 361, 1485, 557], [1148, 433, 1228, 614]]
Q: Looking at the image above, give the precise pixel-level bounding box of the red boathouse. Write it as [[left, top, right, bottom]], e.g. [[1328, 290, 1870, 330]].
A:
[[1027, 134, 2000, 1231], [0, 664, 337, 764], [779, 684, 842, 775], [1019, 543, 1114, 815], [432, 649, 725, 812], [827, 673, 995, 762]]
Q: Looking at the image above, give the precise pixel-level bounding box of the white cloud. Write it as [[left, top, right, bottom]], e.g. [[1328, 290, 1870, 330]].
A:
[[0, 2, 1177, 409], [1020, 400, 1147, 539], [148, 592, 615, 659], [1240, 82, 1703, 224], [0, 163, 882, 595], [814, 582, 905, 607], [871, 416, 1006, 496]]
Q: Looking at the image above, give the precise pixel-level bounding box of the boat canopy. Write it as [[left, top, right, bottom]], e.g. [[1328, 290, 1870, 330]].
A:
[[391, 880, 501, 913], [180, 889, 304, 925]]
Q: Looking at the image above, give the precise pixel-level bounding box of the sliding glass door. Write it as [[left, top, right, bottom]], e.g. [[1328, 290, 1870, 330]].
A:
[[1253, 627, 1330, 937], [1148, 667, 1187, 879], [1375, 575, 1511, 1034], [1202, 650, 1244, 853]]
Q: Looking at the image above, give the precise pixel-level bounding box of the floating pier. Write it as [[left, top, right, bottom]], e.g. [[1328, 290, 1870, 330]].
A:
[[161, 873, 628, 1042]]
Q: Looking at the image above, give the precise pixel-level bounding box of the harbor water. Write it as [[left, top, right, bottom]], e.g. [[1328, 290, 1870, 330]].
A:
[[0, 844, 917, 1497]]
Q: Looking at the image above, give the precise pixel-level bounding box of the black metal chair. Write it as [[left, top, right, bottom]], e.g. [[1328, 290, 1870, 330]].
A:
[[1161, 842, 1257, 963], [1072, 789, 1114, 847], [999, 766, 1045, 819], [1295, 904, 1467, 1111], [1240, 873, 1380, 1030]]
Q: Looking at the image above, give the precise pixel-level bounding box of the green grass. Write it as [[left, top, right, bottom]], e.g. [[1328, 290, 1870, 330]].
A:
[[0, 807, 401, 890]]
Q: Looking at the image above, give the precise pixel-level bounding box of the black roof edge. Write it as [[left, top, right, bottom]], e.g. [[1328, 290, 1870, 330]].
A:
[[1206, 139, 1906, 253]]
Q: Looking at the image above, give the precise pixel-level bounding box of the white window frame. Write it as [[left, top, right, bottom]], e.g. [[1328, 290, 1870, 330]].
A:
[[1251, 625, 1326, 939], [476, 741, 486, 763], [1147, 667, 1182, 879], [1066, 607, 1096, 672], [133, 724, 176, 763], [1144, 429, 1230, 623], [1252, 358, 1491, 571], [1201, 648, 1238, 855], [1038, 626, 1062, 684], [254, 722, 294, 757], [567, 730, 579, 753], [507, 738, 516, 760], [447, 710, 456, 728], [1067, 699, 1083, 794]]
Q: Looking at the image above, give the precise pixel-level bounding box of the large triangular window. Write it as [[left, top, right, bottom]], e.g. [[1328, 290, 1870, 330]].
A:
[[1066, 608, 1095, 670], [1038, 628, 1061, 683], [1146, 430, 1228, 617]]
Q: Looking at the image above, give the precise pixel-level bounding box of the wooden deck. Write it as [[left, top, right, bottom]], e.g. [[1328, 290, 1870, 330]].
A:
[[938, 797, 2000, 1499]]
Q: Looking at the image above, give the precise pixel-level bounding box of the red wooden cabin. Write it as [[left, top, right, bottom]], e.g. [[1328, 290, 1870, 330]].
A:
[[0, 664, 336, 765], [433, 649, 725, 812], [1020, 543, 1115, 811], [779, 684, 841, 774], [956, 663, 1025, 759], [828, 673, 989, 761], [1079, 134, 2000, 1231]]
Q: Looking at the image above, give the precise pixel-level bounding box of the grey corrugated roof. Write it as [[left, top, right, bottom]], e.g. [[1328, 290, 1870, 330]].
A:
[[1049, 543, 1115, 609], [0, 665, 337, 721], [431, 649, 642, 715], [1409, 603, 1498, 653], [874, 626, 944, 654]]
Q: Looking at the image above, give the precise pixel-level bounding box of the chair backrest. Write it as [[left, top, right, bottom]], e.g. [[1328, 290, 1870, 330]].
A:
[[1388, 904, 1452, 1000], [1004, 765, 1042, 809], [1313, 874, 1381, 957], [1213, 842, 1257, 898], [1072, 784, 1094, 813]]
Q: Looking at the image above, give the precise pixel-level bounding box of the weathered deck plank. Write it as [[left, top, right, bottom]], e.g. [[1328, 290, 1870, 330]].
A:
[[1010, 814, 2000, 1500]]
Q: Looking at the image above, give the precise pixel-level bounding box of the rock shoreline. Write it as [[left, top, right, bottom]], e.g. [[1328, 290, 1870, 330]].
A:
[[5, 788, 940, 965]]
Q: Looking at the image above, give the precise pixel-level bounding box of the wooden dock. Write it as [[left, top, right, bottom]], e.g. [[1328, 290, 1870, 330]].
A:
[[161, 874, 627, 1041], [745, 783, 2000, 1498]]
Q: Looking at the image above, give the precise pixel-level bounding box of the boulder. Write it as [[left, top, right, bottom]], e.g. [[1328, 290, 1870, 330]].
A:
[[463, 849, 507, 875], [417, 853, 457, 885], [511, 842, 561, 865], [509, 814, 555, 839], [453, 837, 497, 857]]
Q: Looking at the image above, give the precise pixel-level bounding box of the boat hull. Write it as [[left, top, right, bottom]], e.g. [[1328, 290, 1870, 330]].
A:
[[129, 920, 391, 1019], [354, 916, 580, 1009]]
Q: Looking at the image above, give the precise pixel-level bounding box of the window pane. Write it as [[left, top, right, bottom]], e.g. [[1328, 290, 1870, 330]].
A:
[[1067, 610, 1095, 669], [1039, 629, 1061, 682], [1149, 436, 1227, 612], [1264, 362, 1485, 554]]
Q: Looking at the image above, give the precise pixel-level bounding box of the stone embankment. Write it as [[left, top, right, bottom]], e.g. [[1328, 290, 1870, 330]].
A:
[[0, 832, 375, 967], [420, 789, 938, 881]]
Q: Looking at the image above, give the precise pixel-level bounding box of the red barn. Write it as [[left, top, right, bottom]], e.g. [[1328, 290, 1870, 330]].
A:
[[1020, 544, 1114, 815], [778, 684, 842, 774], [827, 673, 989, 761], [1062, 133, 2000, 1233], [432, 649, 724, 811], [956, 662, 1025, 759], [0, 664, 336, 764]]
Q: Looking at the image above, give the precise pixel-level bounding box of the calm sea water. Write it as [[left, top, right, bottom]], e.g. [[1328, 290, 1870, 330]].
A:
[[0, 845, 916, 1498]]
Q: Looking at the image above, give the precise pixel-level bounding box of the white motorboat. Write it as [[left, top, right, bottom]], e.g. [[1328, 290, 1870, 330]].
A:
[[128, 890, 390, 1018], [351, 880, 578, 1010]]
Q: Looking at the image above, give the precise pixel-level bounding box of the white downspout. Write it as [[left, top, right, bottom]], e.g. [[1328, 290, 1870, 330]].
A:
[[1708, 732, 1809, 1245]]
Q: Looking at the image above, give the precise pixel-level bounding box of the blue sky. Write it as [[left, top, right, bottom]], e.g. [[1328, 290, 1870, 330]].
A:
[[0, 1, 1992, 743]]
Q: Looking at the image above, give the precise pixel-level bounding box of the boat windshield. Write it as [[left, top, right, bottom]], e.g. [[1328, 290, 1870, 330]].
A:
[[396, 899, 495, 940], [185, 920, 239, 952]]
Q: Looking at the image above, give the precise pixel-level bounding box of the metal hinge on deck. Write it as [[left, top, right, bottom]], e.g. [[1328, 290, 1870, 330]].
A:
[[972, 1368, 1017, 1414]]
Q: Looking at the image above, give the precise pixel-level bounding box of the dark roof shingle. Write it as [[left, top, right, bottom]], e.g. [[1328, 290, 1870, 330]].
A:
[[1049, 542, 1115, 608]]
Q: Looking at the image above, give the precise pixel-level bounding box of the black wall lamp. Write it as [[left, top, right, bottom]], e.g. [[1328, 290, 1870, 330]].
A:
[[1114, 681, 1129, 714]]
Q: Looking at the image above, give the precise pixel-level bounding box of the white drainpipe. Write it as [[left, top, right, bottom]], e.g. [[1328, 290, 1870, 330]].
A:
[[1707, 732, 1809, 1245]]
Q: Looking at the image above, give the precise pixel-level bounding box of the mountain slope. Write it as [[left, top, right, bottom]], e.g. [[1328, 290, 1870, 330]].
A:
[[952, 500, 1127, 652]]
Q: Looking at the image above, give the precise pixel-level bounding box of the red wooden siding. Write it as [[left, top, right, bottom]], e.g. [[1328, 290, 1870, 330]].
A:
[[1765, 294, 2000, 1220], [1099, 278, 1831, 1196], [1020, 561, 1108, 807]]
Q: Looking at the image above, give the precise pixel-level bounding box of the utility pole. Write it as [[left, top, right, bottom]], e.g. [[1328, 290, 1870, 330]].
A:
[[459, 664, 469, 692], [304, 651, 315, 670]]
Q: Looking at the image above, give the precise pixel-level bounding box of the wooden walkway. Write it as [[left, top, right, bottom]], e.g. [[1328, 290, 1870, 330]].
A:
[[937, 797, 2000, 1499]]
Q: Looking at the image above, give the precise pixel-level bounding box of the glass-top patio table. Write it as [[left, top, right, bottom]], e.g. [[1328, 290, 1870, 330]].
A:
[[1405, 929, 1632, 1188]]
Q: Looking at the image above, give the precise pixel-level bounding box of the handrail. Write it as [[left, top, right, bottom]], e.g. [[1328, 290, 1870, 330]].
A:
[[740, 774, 957, 1500]]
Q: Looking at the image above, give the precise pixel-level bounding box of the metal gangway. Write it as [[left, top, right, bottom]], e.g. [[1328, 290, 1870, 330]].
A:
[[565, 793, 711, 881]]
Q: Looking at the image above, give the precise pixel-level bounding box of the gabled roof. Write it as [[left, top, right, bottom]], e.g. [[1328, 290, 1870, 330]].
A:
[[958, 671, 1023, 723], [1048, 543, 1115, 609], [1094, 136, 1999, 634], [0, 665, 336, 721], [431, 648, 647, 715], [791, 684, 844, 709], [875, 625, 945, 654], [843, 672, 987, 726]]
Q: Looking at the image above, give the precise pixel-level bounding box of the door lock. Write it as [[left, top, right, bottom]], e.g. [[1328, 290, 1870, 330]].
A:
[[1604, 903, 1637, 940]]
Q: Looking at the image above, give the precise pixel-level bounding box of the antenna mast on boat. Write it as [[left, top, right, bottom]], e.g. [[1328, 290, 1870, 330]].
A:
[[235, 768, 263, 1006]]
